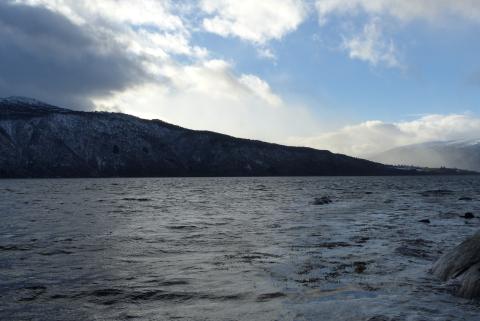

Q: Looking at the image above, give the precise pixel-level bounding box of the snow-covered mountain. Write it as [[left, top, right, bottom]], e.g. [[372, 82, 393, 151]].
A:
[[0, 97, 408, 177], [0, 96, 51, 106], [369, 140, 480, 171], [0, 97, 474, 178]]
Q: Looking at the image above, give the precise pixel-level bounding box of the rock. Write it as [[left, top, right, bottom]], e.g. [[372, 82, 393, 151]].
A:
[[464, 212, 475, 219], [418, 219, 431, 224], [313, 196, 332, 205], [354, 261, 367, 273], [431, 231, 480, 299], [459, 197, 473, 201], [457, 262, 480, 298]]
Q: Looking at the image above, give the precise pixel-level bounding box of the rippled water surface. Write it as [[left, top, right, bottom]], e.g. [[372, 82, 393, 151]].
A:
[[1, 176, 480, 320]]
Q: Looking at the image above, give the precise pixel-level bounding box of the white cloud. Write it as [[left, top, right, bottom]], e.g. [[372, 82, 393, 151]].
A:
[[315, 0, 480, 24], [257, 47, 276, 60], [9, 0, 309, 143], [200, 0, 308, 44], [315, 0, 480, 68], [93, 60, 319, 144], [13, 0, 200, 61], [14, 0, 185, 29], [149, 59, 282, 107], [342, 19, 400, 68], [238, 74, 282, 107], [12, 0, 480, 154], [289, 114, 480, 156]]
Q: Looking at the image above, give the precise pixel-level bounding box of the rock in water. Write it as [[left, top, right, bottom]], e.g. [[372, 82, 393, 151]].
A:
[[457, 262, 480, 298], [431, 231, 480, 299], [312, 196, 332, 205], [464, 212, 475, 219]]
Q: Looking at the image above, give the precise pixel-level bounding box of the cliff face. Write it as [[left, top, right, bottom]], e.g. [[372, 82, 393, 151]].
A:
[[0, 97, 439, 178]]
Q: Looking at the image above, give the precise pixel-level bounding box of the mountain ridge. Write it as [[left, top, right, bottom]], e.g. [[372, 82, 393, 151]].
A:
[[0, 97, 475, 178], [369, 140, 480, 172]]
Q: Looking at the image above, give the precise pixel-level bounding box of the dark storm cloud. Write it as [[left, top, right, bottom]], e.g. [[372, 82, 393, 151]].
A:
[[0, 2, 150, 110]]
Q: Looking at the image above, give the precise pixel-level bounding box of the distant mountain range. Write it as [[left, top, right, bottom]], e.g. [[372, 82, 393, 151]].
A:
[[369, 140, 480, 172], [0, 97, 474, 178]]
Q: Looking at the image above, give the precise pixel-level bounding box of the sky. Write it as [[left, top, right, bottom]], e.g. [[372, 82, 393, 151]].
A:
[[1, 0, 480, 157]]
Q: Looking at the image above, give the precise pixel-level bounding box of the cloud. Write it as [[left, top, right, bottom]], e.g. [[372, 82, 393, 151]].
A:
[[315, 0, 480, 24], [4, 0, 478, 154], [152, 59, 282, 106], [342, 19, 400, 68], [315, 0, 480, 68], [200, 0, 308, 44], [0, 1, 150, 109], [289, 114, 480, 156], [93, 59, 320, 144], [1, 0, 321, 145], [14, 0, 185, 29], [1, 0, 209, 109], [238, 74, 282, 107]]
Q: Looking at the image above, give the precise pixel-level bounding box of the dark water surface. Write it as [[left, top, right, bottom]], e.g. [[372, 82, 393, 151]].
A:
[[1, 176, 480, 320]]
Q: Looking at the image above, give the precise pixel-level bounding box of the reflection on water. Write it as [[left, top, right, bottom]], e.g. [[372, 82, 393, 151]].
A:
[[1, 176, 480, 320]]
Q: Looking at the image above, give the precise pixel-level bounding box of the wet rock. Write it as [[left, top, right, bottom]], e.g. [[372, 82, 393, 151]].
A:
[[456, 261, 480, 298], [459, 197, 473, 201], [432, 230, 480, 299], [354, 261, 367, 273], [418, 219, 431, 224], [464, 212, 475, 219], [312, 196, 332, 205]]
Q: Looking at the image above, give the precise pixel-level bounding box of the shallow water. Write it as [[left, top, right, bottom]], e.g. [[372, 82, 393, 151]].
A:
[[1, 176, 480, 321]]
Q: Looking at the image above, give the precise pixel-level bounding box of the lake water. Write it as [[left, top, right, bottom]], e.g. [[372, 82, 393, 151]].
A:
[[1, 176, 480, 321]]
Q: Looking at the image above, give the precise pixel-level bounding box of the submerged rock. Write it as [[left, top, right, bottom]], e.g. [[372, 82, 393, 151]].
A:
[[464, 212, 475, 219], [312, 196, 332, 205], [354, 261, 367, 273], [418, 219, 431, 224], [431, 231, 480, 299]]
